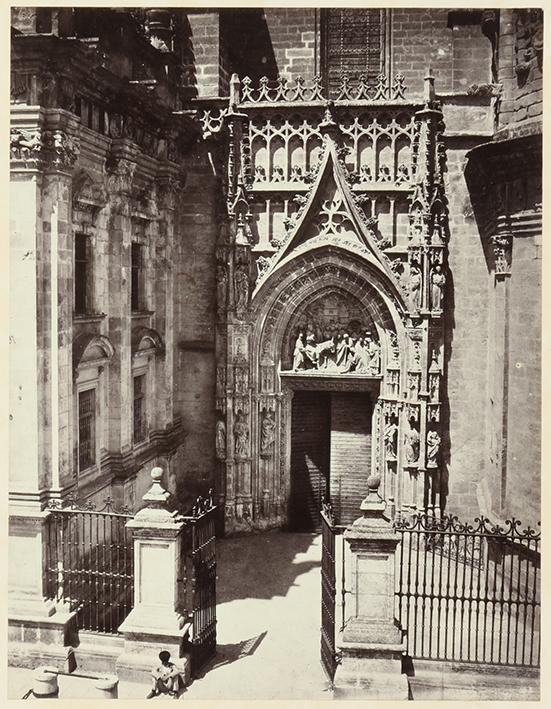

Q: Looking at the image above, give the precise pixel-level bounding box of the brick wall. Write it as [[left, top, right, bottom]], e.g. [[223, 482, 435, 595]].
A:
[[187, 11, 226, 97], [330, 393, 372, 526], [264, 8, 319, 79], [443, 146, 490, 520]]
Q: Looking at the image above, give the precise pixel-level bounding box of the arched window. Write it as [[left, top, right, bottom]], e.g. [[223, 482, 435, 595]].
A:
[[72, 334, 115, 477]]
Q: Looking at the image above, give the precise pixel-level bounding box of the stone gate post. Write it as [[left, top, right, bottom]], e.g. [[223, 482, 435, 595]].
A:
[[116, 467, 192, 684], [333, 474, 409, 699]]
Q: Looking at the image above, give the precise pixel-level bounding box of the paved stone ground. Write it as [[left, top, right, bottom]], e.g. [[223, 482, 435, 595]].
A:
[[8, 530, 333, 700], [185, 529, 332, 701]]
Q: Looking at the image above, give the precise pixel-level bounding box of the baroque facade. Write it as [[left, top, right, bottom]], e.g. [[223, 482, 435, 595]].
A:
[[9, 6, 541, 551]]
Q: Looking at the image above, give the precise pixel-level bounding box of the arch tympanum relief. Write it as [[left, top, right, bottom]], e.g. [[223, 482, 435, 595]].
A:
[[213, 88, 448, 533]]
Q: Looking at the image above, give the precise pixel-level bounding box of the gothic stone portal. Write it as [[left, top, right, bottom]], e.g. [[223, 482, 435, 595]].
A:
[[217, 126, 447, 534]]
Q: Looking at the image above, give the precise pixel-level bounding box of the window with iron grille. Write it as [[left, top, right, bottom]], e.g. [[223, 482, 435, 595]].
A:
[[78, 388, 96, 471], [74, 233, 91, 314], [133, 374, 146, 444], [131, 242, 143, 311], [321, 9, 386, 98]]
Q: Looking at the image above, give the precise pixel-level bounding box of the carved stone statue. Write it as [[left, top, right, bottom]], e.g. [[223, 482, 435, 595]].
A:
[[368, 337, 381, 374], [216, 264, 227, 313], [404, 421, 420, 464], [431, 264, 445, 310], [409, 264, 422, 311], [215, 418, 226, 460], [234, 410, 249, 458], [426, 430, 441, 468], [292, 331, 305, 371], [216, 419, 226, 460], [336, 333, 352, 369], [260, 409, 276, 455], [384, 420, 398, 458], [234, 265, 249, 314]]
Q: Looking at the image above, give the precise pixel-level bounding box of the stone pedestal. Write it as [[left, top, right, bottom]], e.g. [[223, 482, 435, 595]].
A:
[[116, 467, 191, 684], [333, 476, 409, 699], [8, 507, 77, 669]]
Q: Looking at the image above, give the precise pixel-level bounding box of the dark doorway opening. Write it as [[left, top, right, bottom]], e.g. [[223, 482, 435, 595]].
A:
[[289, 391, 331, 531], [289, 390, 373, 531]]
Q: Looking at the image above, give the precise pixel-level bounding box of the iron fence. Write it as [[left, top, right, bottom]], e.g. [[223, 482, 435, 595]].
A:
[[177, 493, 217, 676], [45, 496, 134, 634], [394, 514, 540, 667]]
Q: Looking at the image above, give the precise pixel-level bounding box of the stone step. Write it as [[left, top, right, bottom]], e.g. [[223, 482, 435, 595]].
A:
[[70, 631, 124, 675]]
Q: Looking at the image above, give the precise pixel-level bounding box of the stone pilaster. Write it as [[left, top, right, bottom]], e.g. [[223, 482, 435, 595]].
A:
[[105, 141, 138, 454], [333, 475, 409, 699], [9, 107, 79, 651]]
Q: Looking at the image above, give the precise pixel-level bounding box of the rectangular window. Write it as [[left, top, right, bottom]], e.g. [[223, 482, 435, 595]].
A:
[[322, 9, 386, 98], [78, 388, 96, 471], [74, 233, 90, 314], [131, 242, 143, 311], [133, 374, 146, 444]]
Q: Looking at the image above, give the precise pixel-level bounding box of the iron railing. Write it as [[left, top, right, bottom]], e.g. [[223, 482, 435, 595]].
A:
[[45, 496, 134, 634], [395, 514, 540, 667], [177, 493, 217, 676]]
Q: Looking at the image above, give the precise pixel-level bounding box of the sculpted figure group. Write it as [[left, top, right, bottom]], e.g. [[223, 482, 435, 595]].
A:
[[292, 329, 381, 375]]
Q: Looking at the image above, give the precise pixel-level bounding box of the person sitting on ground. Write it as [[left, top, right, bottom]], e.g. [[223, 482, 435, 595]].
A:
[[147, 650, 182, 699]]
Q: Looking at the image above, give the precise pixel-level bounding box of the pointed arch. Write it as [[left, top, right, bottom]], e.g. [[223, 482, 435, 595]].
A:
[[253, 136, 406, 304]]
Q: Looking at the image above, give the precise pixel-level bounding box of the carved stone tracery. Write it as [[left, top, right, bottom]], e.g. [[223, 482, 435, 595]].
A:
[[215, 75, 450, 530]]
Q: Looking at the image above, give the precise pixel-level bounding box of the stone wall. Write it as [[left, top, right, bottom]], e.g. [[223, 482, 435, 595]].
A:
[[442, 145, 489, 519], [173, 140, 219, 503], [505, 234, 541, 522], [392, 9, 492, 98]]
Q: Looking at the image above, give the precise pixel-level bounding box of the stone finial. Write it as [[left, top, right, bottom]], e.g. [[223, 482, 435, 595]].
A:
[[142, 466, 170, 507], [352, 472, 387, 529], [230, 73, 241, 108], [424, 67, 435, 103]]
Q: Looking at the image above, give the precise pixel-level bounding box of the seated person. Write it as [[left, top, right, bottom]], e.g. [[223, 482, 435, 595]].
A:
[[147, 650, 183, 699]]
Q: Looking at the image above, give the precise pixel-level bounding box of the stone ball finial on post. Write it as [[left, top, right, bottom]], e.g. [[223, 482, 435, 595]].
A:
[[133, 466, 176, 523]]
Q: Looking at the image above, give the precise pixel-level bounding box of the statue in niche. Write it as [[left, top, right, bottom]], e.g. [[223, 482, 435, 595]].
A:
[[292, 331, 305, 370], [234, 410, 249, 458], [215, 418, 226, 460], [430, 264, 446, 311], [234, 264, 249, 314], [404, 420, 420, 464], [216, 264, 227, 313], [384, 419, 398, 458], [368, 336, 381, 374], [260, 408, 276, 456], [426, 430, 441, 468], [409, 264, 422, 311], [429, 374, 439, 403]]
